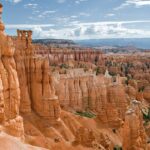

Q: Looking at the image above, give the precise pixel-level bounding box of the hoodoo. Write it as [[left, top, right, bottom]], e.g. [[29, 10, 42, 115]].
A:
[[0, 2, 24, 140]]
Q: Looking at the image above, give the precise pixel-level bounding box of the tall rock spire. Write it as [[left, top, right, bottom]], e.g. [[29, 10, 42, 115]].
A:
[[0, 2, 4, 31]]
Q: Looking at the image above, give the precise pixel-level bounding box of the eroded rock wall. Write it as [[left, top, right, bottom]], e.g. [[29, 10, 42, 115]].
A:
[[121, 101, 147, 150], [0, 26, 24, 139], [30, 57, 61, 121], [55, 70, 127, 128]]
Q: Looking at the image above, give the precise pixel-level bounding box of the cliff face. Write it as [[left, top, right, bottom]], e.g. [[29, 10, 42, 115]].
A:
[[13, 33, 61, 123], [0, 7, 149, 149], [0, 29, 24, 139], [55, 70, 127, 128], [33, 44, 104, 66], [14, 37, 32, 113], [121, 100, 147, 150], [30, 58, 61, 121]]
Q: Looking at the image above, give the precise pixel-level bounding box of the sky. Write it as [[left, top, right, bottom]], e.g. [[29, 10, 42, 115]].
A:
[[1, 0, 150, 39]]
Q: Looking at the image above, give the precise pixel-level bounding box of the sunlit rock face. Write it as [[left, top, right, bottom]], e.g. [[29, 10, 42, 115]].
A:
[[12, 29, 61, 123], [0, 2, 149, 150], [34, 45, 104, 66], [121, 100, 147, 150], [54, 69, 127, 128], [30, 58, 61, 121], [13, 37, 32, 114], [0, 13, 24, 139], [105, 53, 150, 103]]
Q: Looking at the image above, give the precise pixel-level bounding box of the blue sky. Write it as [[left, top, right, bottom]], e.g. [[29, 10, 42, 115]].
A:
[[1, 0, 150, 39]]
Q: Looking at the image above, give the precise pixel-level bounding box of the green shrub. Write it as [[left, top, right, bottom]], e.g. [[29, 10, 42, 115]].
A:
[[125, 79, 129, 85], [51, 63, 57, 67], [75, 111, 96, 118], [109, 72, 116, 76], [95, 67, 101, 75], [143, 108, 150, 121], [138, 86, 145, 92], [60, 64, 69, 69], [114, 145, 122, 150]]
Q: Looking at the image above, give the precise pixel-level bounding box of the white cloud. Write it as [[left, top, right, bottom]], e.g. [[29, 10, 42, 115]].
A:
[[70, 15, 78, 18], [42, 11, 56, 15], [57, 0, 66, 3], [38, 10, 57, 18], [55, 16, 76, 24], [115, 0, 150, 10], [54, 13, 90, 24], [75, 0, 88, 4], [5, 24, 54, 29], [79, 12, 90, 17], [5, 0, 22, 3], [13, 0, 21, 3], [72, 20, 150, 26], [106, 13, 115, 17], [57, 0, 88, 4], [24, 3, 38, 9], [5, 20, 150, 39]]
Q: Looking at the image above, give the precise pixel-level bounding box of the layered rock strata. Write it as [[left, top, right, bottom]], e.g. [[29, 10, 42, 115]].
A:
[[55, 69, 127, 127], [0, 3, 149, 149]]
